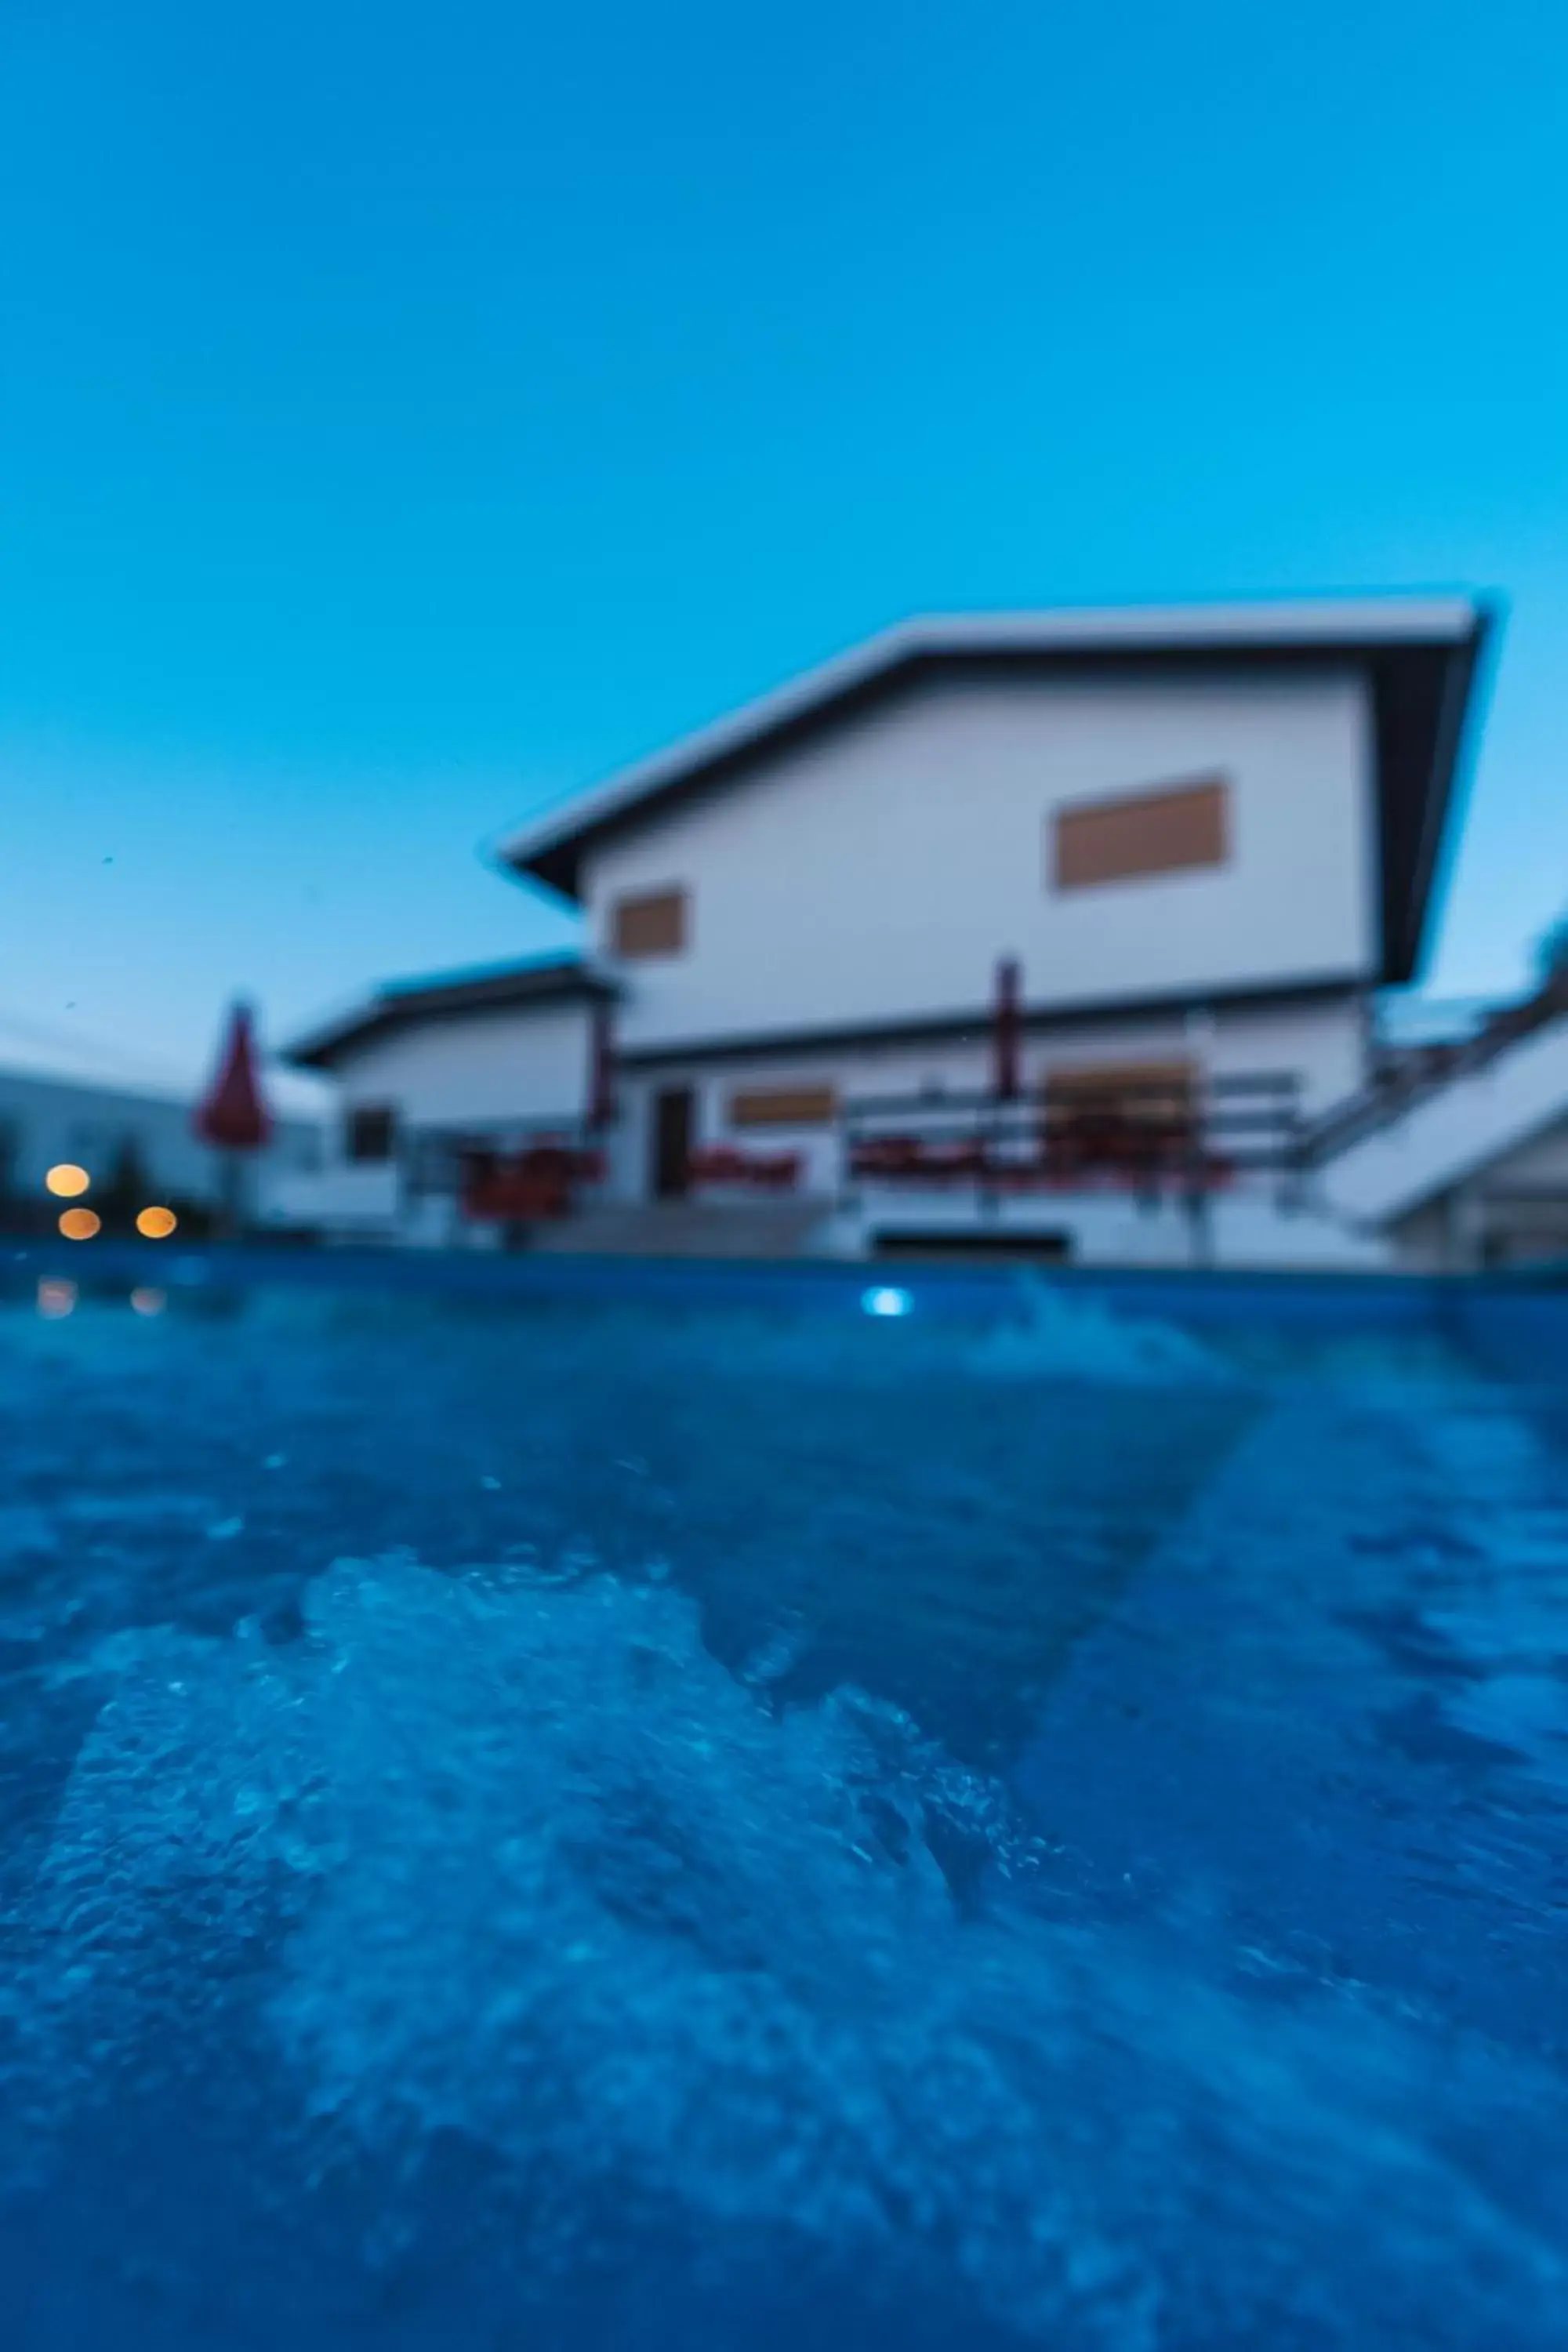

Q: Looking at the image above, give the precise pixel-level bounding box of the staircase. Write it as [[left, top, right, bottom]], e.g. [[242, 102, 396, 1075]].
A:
[[1305, 977, 1568, 1167], [1317, 1002, 1568, 1227], [530, 1199, 833, 1259]]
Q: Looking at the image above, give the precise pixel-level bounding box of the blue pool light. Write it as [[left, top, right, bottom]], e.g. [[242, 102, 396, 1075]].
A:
[[862, 1284, 913, 1318]]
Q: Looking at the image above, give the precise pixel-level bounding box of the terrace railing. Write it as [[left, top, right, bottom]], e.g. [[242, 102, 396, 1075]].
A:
[[839, 1072, 1308, 1242], [403, 1116, 612, 1225], [404, 1116, 608, 1195]]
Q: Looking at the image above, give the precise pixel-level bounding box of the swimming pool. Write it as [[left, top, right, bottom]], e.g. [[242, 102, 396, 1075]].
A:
[[2, 1254, 1566, 2348]]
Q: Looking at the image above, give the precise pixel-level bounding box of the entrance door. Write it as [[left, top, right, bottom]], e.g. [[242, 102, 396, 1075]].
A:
[[651, 1086, 695, 1200]]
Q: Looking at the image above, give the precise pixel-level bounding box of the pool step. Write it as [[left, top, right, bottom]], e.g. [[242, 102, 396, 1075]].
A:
[[532, 1200, 832, 1258]]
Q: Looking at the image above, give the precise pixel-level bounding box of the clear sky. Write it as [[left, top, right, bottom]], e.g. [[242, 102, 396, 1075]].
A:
[[2, 0, 1566, 1089]]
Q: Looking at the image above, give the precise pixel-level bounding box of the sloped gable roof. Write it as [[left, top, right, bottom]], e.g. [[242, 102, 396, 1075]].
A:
[[496, 598, 1496, 984]]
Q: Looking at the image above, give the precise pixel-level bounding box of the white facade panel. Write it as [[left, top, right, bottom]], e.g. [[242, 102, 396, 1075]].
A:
[[851, 1191, 1390, 1273], [1483, 1117, 1568, 1185], [336, 1004, 592, 1128], [257, 1163, 401, 1236], [1203, 997, 1367, 1115], [584, 669, 1377, 1052]]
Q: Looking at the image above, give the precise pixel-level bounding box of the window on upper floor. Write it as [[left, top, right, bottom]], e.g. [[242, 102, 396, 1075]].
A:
[[611, 887, 688, 959], [1050, 776, 1229, 891], [345, 1104, 398, 1163]]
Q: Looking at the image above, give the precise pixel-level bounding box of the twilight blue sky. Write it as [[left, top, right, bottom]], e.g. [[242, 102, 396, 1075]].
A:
[[2, 0, 1567, 1087]]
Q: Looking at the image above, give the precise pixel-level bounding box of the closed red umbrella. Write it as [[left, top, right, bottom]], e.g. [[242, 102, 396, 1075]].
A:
[[195, 1004, 272, 1233], [993, 956, 1022, 1101], [195, 1002, 274, 1149]]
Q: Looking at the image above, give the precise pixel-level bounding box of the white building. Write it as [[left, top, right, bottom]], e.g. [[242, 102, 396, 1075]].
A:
[[285, 597, 1530, 1267], [0, 1060, 323, 1232], [283, 956, 615, 1246]]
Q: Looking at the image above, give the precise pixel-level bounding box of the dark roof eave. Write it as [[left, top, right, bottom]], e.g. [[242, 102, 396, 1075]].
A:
[[284, 960, 618, 1073], [517, 841, 583, 901], [1378, 605, 1499, 985]]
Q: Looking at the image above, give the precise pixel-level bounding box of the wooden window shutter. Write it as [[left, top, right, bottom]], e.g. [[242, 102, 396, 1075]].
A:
[[1051, 777, 1229, 891], [612, 887, 688, 958]]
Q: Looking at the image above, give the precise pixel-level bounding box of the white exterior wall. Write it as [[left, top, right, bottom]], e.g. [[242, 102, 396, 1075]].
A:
[[335, 1004, 592, 1129], [1386, 1114, 1568, 1272], [584, 668, 1377, 1051], [1482, 1117, 1568, 1185], [846, 1191, 1391, 1273], [1203, 996, 1366, 1114]]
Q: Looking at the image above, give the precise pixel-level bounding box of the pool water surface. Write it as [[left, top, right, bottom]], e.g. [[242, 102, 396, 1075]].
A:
[[1, 1268, 1565, 2348]]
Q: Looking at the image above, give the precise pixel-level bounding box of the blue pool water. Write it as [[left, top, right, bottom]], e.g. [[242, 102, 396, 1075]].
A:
[[2, 1261, 1566, 2348]]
